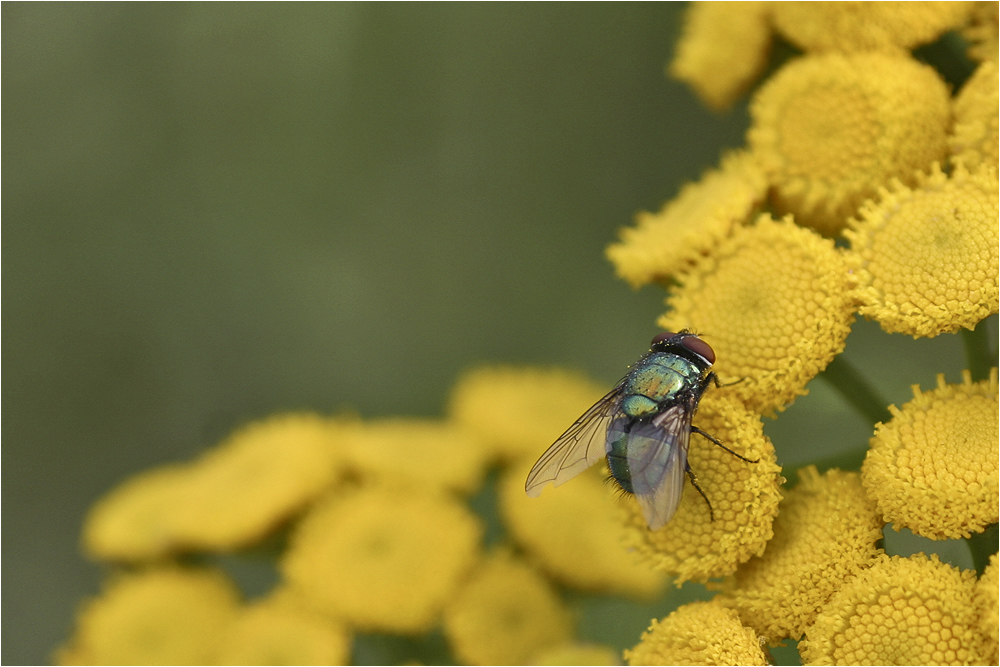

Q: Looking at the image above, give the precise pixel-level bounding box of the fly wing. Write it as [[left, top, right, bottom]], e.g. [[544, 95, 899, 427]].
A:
[[524, 384, 624, 497], [627, 404, 692, 530]]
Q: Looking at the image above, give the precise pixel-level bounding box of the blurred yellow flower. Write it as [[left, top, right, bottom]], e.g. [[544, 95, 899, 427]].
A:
[[862, 369, 999, 540], [800, 554, 991, 665], [962, 1, 999, 63], [532, 642, 622, 666], [281, 484, 482, 634], [718, 466, 884, 644], [620, 395, 783, 583], [660, 214, 855, 415], [624, 600, 768, 666], [500, 458, 666, 598], [83, 412, 346, 560], [606, 150, 768, 288], [339, 417, 488, 495], [950, 60, 999, 172], [442, 551, 573, 666], [668, 2, 772, 111], [748, 52, 950, 235], [214, 589, 351, 666], [55, 567, 241, 666], [845, 163, 999, 338], [976, 554, 999, 664], [771, 1, 974, 53], [448, 365, 605, 462]]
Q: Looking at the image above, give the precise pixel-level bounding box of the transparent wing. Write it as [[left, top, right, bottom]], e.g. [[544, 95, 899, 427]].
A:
[[627, 404, 693, 530], [524, 384, 624, 497]]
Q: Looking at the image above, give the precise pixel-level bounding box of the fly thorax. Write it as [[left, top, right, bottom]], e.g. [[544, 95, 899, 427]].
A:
[[622, 353, 701, 417]]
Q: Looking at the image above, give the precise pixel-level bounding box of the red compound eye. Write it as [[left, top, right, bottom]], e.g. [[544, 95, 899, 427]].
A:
[[650, 331, 677, 346], [681, 335, 715, 364]]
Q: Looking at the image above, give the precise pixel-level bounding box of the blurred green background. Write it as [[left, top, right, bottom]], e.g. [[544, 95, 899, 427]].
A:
[[2, 4, 992, 665]]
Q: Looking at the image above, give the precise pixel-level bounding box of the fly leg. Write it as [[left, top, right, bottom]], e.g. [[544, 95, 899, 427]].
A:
[[684, 462, 715, 522], [691, 426, 759, 463]]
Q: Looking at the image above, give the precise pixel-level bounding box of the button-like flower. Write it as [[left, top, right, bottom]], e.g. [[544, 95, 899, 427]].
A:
[[845, 163, 999, 339], [862, 369, 999, 540], [624, 600, 768, 666], [718, 466, 884, 644], [500, 458, 666, 598], [962, 1, 999, 63], [976, 554, 999, 664], [620, 394, 783, 583], [748, 52, 951, 235], [669, 2, 772, 111], [771, 2, 975, 53], [800, 554, 991, 665], [660, 214, 855, 415], [442, 551, 573, 666], [949, 60, 999, 172], [448, 365, 605, 462], [281, 484, 482, 633], [55, 567, 241, 666], [606, 150, 768, 288]]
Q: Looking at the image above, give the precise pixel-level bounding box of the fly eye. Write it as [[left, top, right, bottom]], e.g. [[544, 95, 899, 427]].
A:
[[681, 335, 715, 364], [650, 331, 677, 346]]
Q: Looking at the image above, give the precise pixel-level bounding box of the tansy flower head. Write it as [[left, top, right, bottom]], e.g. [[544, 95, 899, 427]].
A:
[[448, 365, 605, 462], [624, 600, 768, 666], [339, 417, 488, 495], [606, 151, 768, 288], [660, 214, 855, 415], [55, 567, 241, 666], [976, 554, 999, 664], [862, 369, 999, 540], [718, 466, 884, 644], [668, 2, 772, 111], [771, 2, 975, 54], [214, 590, 351, 666], [442, 551, 573, 666], [748, 52, 951, 235], [949, 60, 999, 172], [532, 642, 623, 666], [962, 1, 999, 63], [281, 484, 482, 634], [800, 553, 992, 665], [845, 163, 999, 338], [620, 395, 783, 583], [500, 458, 666, 599]]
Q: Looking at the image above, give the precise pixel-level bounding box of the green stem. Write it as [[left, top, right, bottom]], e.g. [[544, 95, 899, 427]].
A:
[[967, 523, 999, 576], [961, 321, 997, 382], [821, 355, 892, 426]]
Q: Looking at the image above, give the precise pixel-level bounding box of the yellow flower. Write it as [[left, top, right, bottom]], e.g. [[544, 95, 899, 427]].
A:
[[845, 164, 999, 338], [748, 52, 951, 235], [448, 365, 605, 462], [214, 590, 351, 666], [339, 417, 488, 495], [659, 214, 855, 415], [976, 554, 999, 664], [771, 2, 975, 53], [620, 395, 783, 583], [281, 484, 482, 633], [962, 1, 1000, 63], [606, 151, 768, 288], [83, 412, 346, 560], [668, 2, 772, 111], [624, 600, 768, 666], [950, 60, 999, 172], [532, 642, 623, 666], [442, 551, 573, 666], [55, 567, 241, 666], [800, 554, 991, 665], [500, 458, 666, 598], [718, 467, 884, 644], [862, 369, 999, 540]]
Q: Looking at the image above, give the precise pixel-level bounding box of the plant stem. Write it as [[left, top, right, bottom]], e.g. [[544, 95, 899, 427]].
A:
[[821, 355, 892, 426]]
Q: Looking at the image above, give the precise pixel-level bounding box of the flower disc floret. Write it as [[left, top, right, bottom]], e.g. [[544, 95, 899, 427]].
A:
[[800, 554, 991, 665], [749, 53, 950, 235], [625, 600, 768, 666], [862, 369, 999, 539], [606, 151, 768, 288], [621, 395, 783, 583], [976, 554, 999, 664], [845, 164, 999, 337], [719, 467, 884, 644], [660, 214, 855, 415]]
